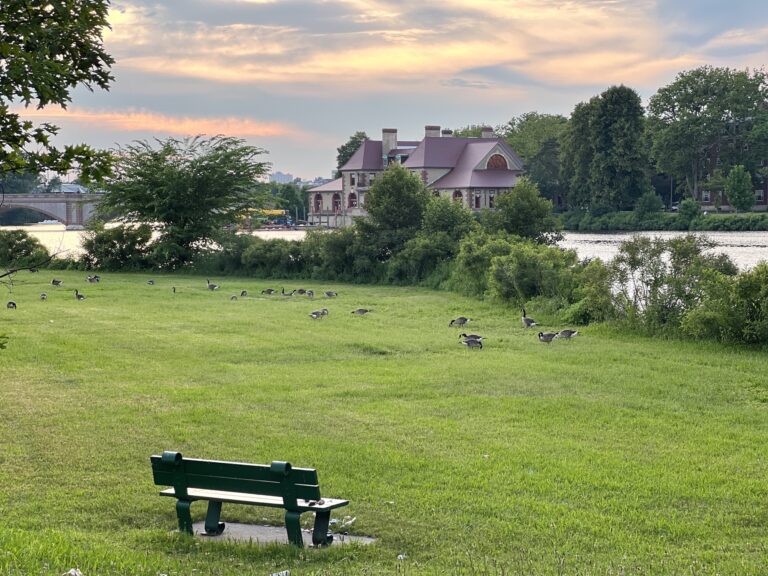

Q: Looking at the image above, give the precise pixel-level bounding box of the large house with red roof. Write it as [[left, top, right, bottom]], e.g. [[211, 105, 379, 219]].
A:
[[308, 125, 524, 227]]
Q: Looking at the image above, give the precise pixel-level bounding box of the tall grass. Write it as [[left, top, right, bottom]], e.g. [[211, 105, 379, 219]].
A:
[[1, 272, 767, 575]]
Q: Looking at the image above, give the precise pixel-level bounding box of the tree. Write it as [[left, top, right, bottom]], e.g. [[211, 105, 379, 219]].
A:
[[355, 163, 430, 261], [725, 165, 755, 212], [560, 98, 597, 211], [335, 131, 368, 175], [0, 170, 41, 194], [484, 177, 561, 244], [99, 135, 270, 267], [0, 0, 114, 180], [648, 67, 768, 199], [589, 85, 650, 211], [269, 182, 309, 221], [499, 112, 568, 205]]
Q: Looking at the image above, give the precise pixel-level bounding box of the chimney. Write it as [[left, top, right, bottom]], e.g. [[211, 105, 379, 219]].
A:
[[441, 129, 453, 137], [425, 125, 440, 138], [382, 128, 397, 155], [481, 126, 495, 139]]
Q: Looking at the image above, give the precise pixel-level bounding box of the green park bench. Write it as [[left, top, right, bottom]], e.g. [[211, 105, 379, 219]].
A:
[[150, 451, 349, 547]]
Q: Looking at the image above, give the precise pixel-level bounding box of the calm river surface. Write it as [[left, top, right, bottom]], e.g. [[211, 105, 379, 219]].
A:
[[7, 225, 768, 271]]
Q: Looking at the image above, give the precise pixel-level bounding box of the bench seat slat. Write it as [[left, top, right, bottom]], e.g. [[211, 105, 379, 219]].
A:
[[163, 457, 319, 484], [159, 487, 349, 511]]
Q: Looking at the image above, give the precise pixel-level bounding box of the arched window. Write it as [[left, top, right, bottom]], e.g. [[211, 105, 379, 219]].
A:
[[474, 192, 482, 209], [488, 192, 496, 209], [348, 192, 358, 208], [452, 190, 463, 204], [313, 194, 322, 213], [332, 193, 342, 212], [487, 154, 508, 170]]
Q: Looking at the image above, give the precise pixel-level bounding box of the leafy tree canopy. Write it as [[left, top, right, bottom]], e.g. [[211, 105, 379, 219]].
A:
[[498, 112, 568, 161], [335, 131, 368, 174], [648, 66, 768, 197], [725, 165, 755, 212], [484, 176, 561, 244], [0, 0, 114, 180], [99, 135, 270, 267]]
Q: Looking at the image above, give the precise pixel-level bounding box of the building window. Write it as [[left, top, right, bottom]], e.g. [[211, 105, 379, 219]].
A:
[[350, 174, 356, 186], [474, 192, 482, 209], [332, 193, 342, 212], [369, 173, 375, 183], [702, 190, 711, 203], [313, 194, 322, 213], [488, 192, 495, 209], [487, 154, 508, 170], [348, 192, 358, 208], [433, 190, 440, 198], [452, 190, 463, 204], [756, 189, 765, 202]]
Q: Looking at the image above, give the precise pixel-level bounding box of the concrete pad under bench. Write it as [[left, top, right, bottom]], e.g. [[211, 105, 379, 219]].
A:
[[192, 522, 376, 546]]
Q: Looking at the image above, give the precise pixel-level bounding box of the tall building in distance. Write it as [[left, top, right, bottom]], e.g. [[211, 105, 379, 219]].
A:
[[308, 125, 524, 228]]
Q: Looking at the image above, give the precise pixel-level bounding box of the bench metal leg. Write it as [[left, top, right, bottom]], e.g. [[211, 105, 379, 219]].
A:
[[284, 510, 304, 547], [312, 510, 333, 547], [204, 500, 225, 535], [175, 499, 193, 535]]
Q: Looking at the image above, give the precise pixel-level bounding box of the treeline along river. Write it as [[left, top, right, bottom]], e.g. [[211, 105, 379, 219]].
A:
[[6, 224, 768, 271]]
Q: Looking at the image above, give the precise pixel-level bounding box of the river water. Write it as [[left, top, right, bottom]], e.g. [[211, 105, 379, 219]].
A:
[[6, 224, 768, 271]]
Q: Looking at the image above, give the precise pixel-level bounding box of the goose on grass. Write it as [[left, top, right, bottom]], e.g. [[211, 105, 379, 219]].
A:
[[51, 278, 63, 286], [538, 332, 556, 343], [460, 338, 483, 349], [74, 289, 86, 301], [557, 329, 579, 339], [521, 308, 537, 328], [6, 301, 17, 309], [458, 333, 483, 341], [351, 308, 370, 315], [449, 316, 471, 327], [207, 279, 219, 291]]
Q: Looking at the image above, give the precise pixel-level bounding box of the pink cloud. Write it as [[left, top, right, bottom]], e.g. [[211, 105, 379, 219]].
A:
[[16, 106, 302, 139]]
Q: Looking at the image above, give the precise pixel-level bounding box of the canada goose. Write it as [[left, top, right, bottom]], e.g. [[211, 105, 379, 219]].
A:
[[40, 292, 47, 301], [147, 279, 155, 285], [351, 308, 370, 315], [449, 316, 470, 327], [461, 338, 483, 349], [207, 279, 219, 291], [172, 286, 176, 294], [6, 301, 17, 309], [324, 290, 337, 298], [29, 267, 38, 273], [230, 295, 238, 301], [521, 308, 537, 328], [261, 288, 276, 295], [51, 278, 62, 286], [306, 289, 314, 299], [93, 274, 101, 282], [557, 329, 579, 339], [281, 287, 296, 297], [296, 288, 306, 295], [309, 308, 328, 320], [87, 275, 99, 283], [74, 289, 86, 301], [240, 290, 248, 297], [538, 332, 557, 343], [458, 333, 484, 341]]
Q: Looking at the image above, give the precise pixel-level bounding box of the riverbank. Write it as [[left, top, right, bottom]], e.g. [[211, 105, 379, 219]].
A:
[[560, 210, 768, 233], [8, 224, 768, 270]]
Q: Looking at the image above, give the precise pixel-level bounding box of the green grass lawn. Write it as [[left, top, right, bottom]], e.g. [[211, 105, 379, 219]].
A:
[[1, 271, 767, 575]]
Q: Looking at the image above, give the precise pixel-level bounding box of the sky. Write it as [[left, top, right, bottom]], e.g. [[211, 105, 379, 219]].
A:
[[17, 0, 768, 180]]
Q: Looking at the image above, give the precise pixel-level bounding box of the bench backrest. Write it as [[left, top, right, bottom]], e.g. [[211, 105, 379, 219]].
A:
[[151, 452, 321, 508]]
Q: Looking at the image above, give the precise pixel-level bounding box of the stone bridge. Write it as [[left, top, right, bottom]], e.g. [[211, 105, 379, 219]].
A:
[[0, 193, 102, 228]]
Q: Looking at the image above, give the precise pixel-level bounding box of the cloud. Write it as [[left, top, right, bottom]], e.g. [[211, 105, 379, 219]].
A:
[[16, 106, 303, 139]]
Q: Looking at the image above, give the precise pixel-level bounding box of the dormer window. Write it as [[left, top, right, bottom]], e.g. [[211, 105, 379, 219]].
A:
[[487, 154, 508, 170]]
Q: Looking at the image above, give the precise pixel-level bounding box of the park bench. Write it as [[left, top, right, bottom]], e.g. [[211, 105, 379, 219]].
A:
[[150, 451, 349, 547]]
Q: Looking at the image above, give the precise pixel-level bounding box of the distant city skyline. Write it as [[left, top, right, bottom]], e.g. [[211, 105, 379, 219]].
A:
[[14, 0, 768, 180]]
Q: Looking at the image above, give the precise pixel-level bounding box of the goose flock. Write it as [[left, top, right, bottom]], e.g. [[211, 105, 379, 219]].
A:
[[4, 274, 582, 351]]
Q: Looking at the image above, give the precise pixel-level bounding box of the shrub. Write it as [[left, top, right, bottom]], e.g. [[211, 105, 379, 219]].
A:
[[677, 198, 701, 228], [80, 223, 153, 270], [634, 191, 665, 218], [488, 240, 579, 303], [447, 231, 517, 296], [562, 258, 615, 324], [240, 237, 305, 278], [0, 229, 50, 269]]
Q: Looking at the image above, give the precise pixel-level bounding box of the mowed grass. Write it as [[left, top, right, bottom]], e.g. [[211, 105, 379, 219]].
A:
[[1, 271, 767, 575]]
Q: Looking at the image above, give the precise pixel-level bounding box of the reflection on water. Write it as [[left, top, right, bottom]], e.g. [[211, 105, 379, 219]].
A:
[[561, 231, 768, 270], [6, 224, 768, 271]]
